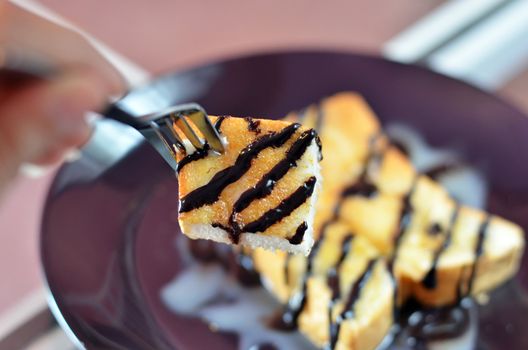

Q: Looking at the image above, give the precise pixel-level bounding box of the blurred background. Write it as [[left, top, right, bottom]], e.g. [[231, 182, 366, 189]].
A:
[[1, 0, 528, 348]]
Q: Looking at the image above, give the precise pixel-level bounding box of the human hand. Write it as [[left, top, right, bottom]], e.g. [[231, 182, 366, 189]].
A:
[[0, 2, 126, 195]]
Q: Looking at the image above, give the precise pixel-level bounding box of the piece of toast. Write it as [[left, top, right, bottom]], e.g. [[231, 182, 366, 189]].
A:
[[257, 227, 393, 350], [253, 92, 524, 349], [177, 116, 322, 255]]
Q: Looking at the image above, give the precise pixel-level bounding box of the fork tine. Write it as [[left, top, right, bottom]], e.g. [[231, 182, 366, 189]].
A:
[[162, 118, 186, 152], [146, 121, 179, 170], [171, 113, 205, 151], [184, 109, 225, 153]]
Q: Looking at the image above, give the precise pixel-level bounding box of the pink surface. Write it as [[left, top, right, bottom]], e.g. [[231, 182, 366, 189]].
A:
[[500, 68, 528, 114], [39, 0, 444, 73], [0, 173, 54, 313]]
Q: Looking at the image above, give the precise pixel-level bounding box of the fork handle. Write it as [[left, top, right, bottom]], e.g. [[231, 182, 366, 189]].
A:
[[0, 68, 139, 130], [101, 103, 148, 129]]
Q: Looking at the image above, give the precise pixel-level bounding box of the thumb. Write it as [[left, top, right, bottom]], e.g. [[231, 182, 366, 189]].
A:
[[0, 70, 106, 194]]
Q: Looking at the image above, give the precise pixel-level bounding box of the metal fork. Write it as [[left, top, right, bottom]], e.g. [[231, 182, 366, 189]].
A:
[[103, 102, 225, 171], [0, 68, 224, 171]]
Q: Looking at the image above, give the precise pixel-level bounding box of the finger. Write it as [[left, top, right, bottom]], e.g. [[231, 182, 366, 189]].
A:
[[30, 127, 91, 166], [0, 69, 106, 193], [0, 2, 126, 96]]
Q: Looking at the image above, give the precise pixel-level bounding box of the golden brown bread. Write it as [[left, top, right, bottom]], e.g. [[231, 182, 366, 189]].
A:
[[177, 116, 322, 255]]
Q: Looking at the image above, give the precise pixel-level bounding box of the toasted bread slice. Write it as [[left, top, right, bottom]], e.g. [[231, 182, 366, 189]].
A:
[[301, 261, 394, 350], [253, 92, 524, 349], [405, 207, 524, 307], [255, 225, 393, 350], [335, 134, 524, 306], [177, 116, 322, 255]]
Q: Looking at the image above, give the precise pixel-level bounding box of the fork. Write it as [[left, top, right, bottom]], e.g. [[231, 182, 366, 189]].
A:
[[0, 68, 224, 172], [103, 102, 225, 171]]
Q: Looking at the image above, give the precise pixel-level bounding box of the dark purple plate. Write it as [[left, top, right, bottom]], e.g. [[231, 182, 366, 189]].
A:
[[41, 51, 528, 349]]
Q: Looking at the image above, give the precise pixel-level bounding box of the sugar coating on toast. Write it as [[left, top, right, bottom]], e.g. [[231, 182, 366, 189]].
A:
[[177, 116, 322, 255], [253, 92, 525, 350]]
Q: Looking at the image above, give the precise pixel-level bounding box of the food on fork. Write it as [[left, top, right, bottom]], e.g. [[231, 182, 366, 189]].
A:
[[253, 93, 525, 349], [177, 116, 322, 255]]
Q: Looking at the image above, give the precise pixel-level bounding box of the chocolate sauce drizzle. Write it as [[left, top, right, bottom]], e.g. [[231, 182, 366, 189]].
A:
[[340, 178, 378, 199], [315, 135, 323, 161], [389, 136, 461, 181], [214, 116, 228, 131], [343, 259, 377, 318], [327, 259, 377, 350], [289, 222, 308, 245], [326, 235, 355, 349], [390, 139, 409, 156], [423, 162, 462, 180], [341, 135, 386, 199], [422, 204, 461, 289], [227, 129, 319, 242], [327, 235, 354, 300], [305, 106, 324, 160], [245, 117, 262, 134], [327, 269, 340, 303], [393, 177, 418, 248], [212, 222, 231, 232], [386, 176, 419, 320], [176, 143, 210, 173], [390, 298, 472, 349], [465, 216, 491, 296], [179, 123, 300, 213], [269, 228, 327, 332], [244, 176, 317, 236], [427, 223, 443, 236]]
